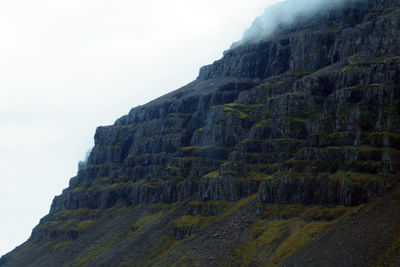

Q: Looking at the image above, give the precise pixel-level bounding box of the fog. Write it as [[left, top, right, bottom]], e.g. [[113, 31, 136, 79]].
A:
[[236, 0, 347, 45]]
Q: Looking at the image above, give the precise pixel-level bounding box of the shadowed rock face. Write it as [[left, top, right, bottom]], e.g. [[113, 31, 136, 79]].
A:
[[2, 0, 400, 266]]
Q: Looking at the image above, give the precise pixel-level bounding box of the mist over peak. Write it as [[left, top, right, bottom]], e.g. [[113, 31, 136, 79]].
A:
[[232, 0, 348, 47]]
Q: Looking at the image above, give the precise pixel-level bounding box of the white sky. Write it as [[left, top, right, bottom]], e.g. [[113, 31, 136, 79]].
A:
[[0, 0, 281, 256]]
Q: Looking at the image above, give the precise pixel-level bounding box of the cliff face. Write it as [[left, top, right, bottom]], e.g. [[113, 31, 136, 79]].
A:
[[2, 0, 400, 266]]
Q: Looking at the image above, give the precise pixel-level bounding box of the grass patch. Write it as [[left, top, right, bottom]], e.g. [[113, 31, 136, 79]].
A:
[[368, 83, 383, 87], [228, 218, 330, 266], [203, 171, 220, 179], [52, 241, 71, 251], [223, 103, 264, 119], [255, 119, 272, 127], [53, 219, 95, 233], [179, 145, 229, 152], [174, 215, 201, 229], [72, 220, 95, 232], [53, 208, 91, 220], [259, 81, 286, 88], [328, 170, 383, 185], [228, 201, 359, 266], [174, 215, 214, 231]]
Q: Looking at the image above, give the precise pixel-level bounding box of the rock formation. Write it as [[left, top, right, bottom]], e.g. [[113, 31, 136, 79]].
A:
[[1, 0, 400, 266]]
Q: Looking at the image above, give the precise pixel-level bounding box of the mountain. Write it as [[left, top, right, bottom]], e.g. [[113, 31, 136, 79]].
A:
[[2, 0, 400, 266]]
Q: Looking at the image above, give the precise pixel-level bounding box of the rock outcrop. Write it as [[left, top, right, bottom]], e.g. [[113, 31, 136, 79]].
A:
[[49, 0, 400, 216]]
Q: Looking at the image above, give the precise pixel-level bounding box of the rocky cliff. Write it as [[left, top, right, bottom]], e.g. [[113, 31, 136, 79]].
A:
[[2, 0, 400, 266]]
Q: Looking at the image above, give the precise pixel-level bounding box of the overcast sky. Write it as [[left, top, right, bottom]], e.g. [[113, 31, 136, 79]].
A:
[[0, 0, 282, 256]]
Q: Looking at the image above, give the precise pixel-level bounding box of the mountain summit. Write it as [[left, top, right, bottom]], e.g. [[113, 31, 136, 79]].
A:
[[2, 0, 400, 266]]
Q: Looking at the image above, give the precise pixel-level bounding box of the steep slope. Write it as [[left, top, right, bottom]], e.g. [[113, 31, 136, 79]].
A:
[[1, 0, 400, 266]]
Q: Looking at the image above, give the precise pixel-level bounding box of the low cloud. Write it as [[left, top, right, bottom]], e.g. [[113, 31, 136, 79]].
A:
[[234, 0, 347, 47]]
